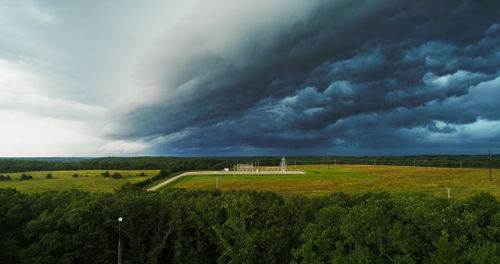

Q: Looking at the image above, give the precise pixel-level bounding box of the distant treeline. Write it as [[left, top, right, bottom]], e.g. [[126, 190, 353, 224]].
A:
[[0, 155, 498, 173], [1, 188, 500, 263], [0, 157, 231, 173], [284, 155, 500, 168]]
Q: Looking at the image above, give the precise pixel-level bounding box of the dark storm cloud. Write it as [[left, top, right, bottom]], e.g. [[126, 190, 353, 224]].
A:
[[112, 0, 500, 155]]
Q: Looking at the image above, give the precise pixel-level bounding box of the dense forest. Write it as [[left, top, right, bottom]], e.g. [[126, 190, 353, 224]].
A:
[[0, 155, 498, 173], [1, 188, 499, 263]]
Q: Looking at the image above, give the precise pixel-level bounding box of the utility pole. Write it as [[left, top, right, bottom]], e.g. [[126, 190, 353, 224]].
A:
[[373, 159, 376, 165], [414, 159, 416, 167], [328, 152, 330, 171], [489, 147, 492, 181], [118, 217, 123, 264], [460, 161, 462, 169]]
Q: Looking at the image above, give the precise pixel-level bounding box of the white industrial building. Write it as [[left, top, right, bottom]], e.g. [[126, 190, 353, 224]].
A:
[[234, 157, 287, 173]]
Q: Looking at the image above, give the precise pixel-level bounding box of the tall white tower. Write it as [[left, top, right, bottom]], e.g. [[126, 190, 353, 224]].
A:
[[280, 156, 287, 173]]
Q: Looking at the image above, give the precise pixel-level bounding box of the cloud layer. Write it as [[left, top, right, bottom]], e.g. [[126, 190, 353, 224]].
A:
[[108, 0, 500, 155], [0, 0, 182, 156], [2, 0, 499, 156]]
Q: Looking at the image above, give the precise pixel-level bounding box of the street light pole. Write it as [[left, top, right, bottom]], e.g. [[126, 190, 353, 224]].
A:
[[118, 217, 122, 264]]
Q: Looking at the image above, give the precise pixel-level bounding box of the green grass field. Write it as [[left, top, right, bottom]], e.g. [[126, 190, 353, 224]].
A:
[[0, 170, 159, 193], [168, 165, 500, 198], [1, 165, 498, 198]]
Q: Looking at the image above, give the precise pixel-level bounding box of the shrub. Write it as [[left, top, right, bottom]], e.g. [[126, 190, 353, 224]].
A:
[[130, 170, 170, 189], [20, 173, 33, 180], [101, 171, 110, 177], [112, 173, 122, 179], [151, 170, 170, 181], [72, 173, 79, 178], [132, 179, 152, 188], [46, 173, 53, 179]]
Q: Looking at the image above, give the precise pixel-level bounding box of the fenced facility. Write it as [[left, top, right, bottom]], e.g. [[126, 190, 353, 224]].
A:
[[236, 163, 254, 172]]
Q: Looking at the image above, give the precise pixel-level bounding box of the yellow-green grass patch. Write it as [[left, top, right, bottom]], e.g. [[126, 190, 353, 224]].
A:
[[169, 165, 500, 198], [336, 165, 500, 198], [0, 170, 159, 193], [168, 167, 377, 195]]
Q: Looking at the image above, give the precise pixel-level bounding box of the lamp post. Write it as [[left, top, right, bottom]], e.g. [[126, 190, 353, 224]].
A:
[[118, 217, 123, 264]]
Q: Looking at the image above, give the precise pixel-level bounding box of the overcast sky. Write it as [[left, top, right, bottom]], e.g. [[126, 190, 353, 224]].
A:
[[1, 0, 499, 157]]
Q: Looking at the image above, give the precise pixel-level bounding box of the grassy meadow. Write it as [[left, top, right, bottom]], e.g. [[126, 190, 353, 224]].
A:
[[1, 165, 498, 198], [168, 165, 500, 198], [0, 170, 159, 193]]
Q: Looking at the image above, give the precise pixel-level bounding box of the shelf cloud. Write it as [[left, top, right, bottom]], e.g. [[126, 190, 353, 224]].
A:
[[110, 0, 500, 155], [2, 0, 499, 156]]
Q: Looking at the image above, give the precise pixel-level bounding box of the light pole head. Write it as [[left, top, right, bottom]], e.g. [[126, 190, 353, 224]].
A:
[[118, 217, 123, 222]]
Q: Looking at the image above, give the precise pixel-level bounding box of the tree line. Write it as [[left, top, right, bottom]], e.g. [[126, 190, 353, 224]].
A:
[[258, 155, 499, 168], [0, 155, 498, 174], [1, 188, 499, 263], [0, 157, 231, 174]]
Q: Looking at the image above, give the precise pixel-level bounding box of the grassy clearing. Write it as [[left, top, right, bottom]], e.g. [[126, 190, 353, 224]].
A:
[[1, 165, 498, 198], [0, 170, 159, 193], [169, 165, 500, 198], [168, 166, 376, 195], [337, 165, 500, 198]]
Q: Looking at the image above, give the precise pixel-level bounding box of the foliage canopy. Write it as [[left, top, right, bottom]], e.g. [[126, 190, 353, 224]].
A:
[[1, 188, 500, 263]]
